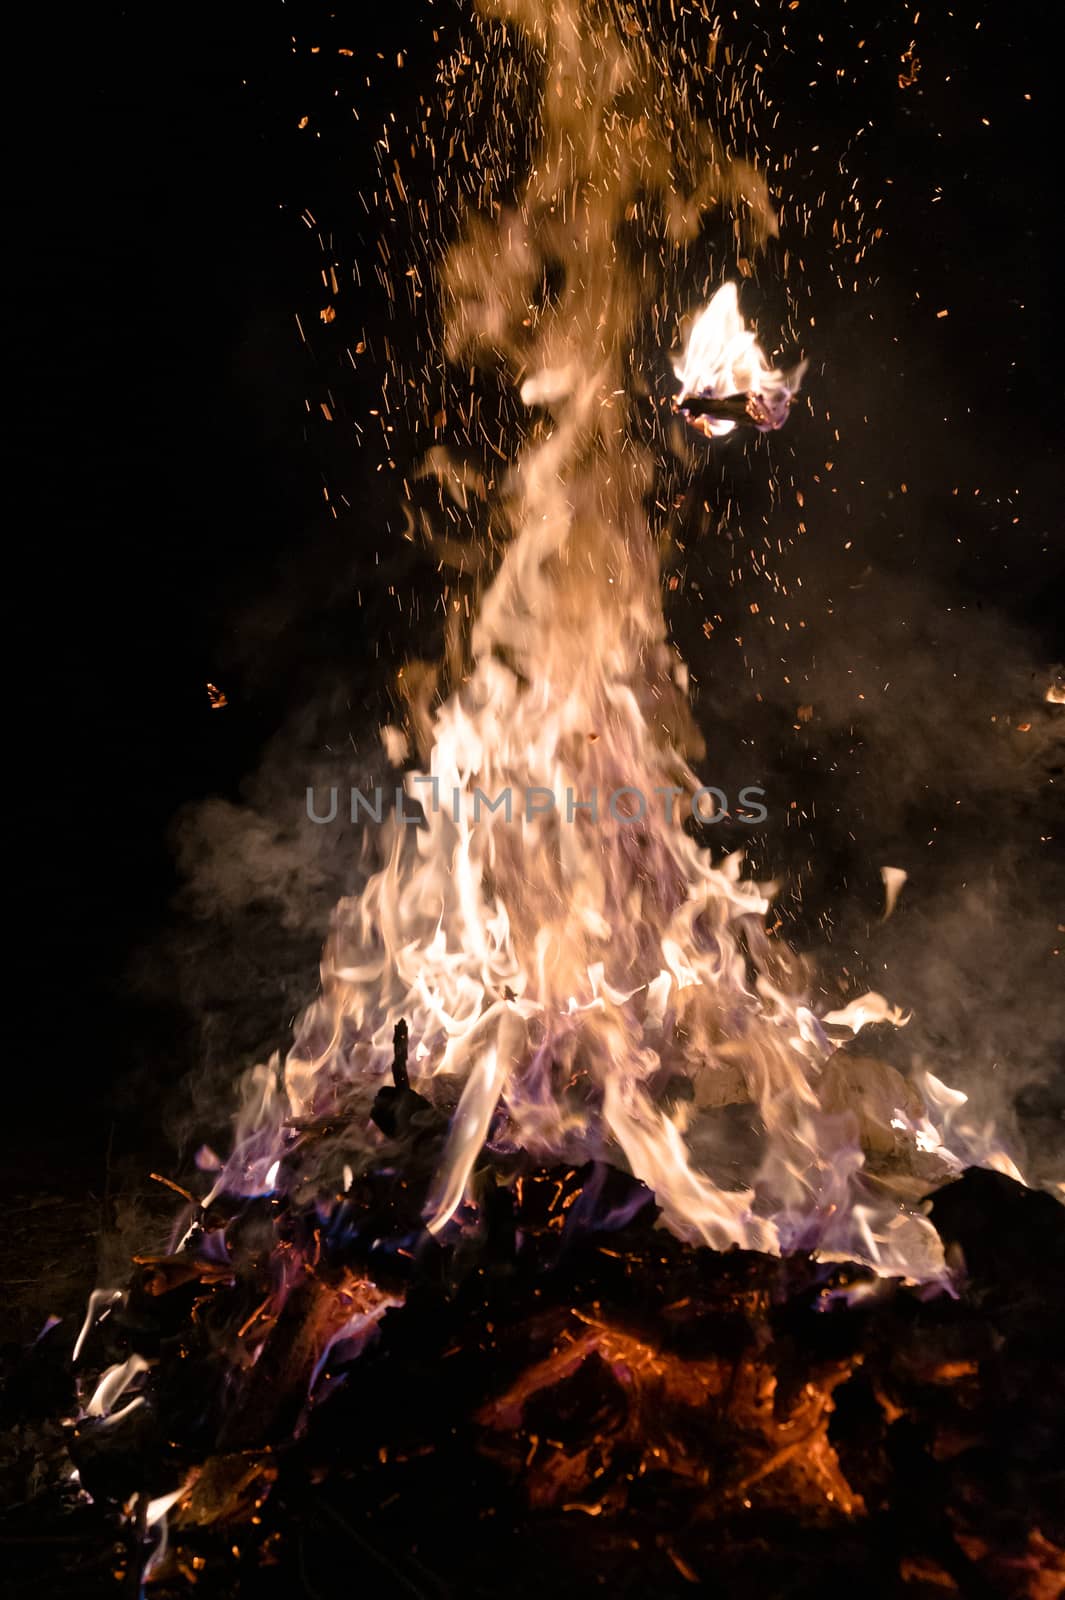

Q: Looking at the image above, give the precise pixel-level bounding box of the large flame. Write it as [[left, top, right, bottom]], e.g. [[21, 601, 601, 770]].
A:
[[209, 0, 1018, 1283]]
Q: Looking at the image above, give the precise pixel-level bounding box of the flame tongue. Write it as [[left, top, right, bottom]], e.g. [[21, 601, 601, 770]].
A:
[[213, 0, 1021, 1284]]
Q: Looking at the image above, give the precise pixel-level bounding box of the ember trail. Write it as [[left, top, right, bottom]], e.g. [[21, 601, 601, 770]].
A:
[[62, 1, 1063, 1595]]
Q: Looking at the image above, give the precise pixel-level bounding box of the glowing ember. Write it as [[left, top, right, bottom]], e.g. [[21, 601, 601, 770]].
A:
[[476, 1309, 861, 1517]]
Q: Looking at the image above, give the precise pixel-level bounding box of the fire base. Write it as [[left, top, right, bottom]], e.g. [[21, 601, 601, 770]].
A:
[[8, 1164, 1050, 1597]]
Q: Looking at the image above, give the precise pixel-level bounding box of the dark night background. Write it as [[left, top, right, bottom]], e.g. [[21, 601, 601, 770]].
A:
[[5, 0, 1062, 1308]]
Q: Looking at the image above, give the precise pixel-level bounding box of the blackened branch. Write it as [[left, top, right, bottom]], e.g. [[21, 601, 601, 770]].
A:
[[392, 1019, 410, 1092]]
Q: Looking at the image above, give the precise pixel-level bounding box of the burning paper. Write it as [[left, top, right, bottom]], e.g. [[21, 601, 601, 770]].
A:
[[674, 281, 806, 438]]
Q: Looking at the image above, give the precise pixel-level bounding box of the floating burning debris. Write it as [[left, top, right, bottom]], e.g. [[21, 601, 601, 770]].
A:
[[673, 281, 807, 439]]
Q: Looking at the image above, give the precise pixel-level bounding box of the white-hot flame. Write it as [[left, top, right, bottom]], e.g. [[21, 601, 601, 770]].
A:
[[86, 1353, 150, 1419]]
